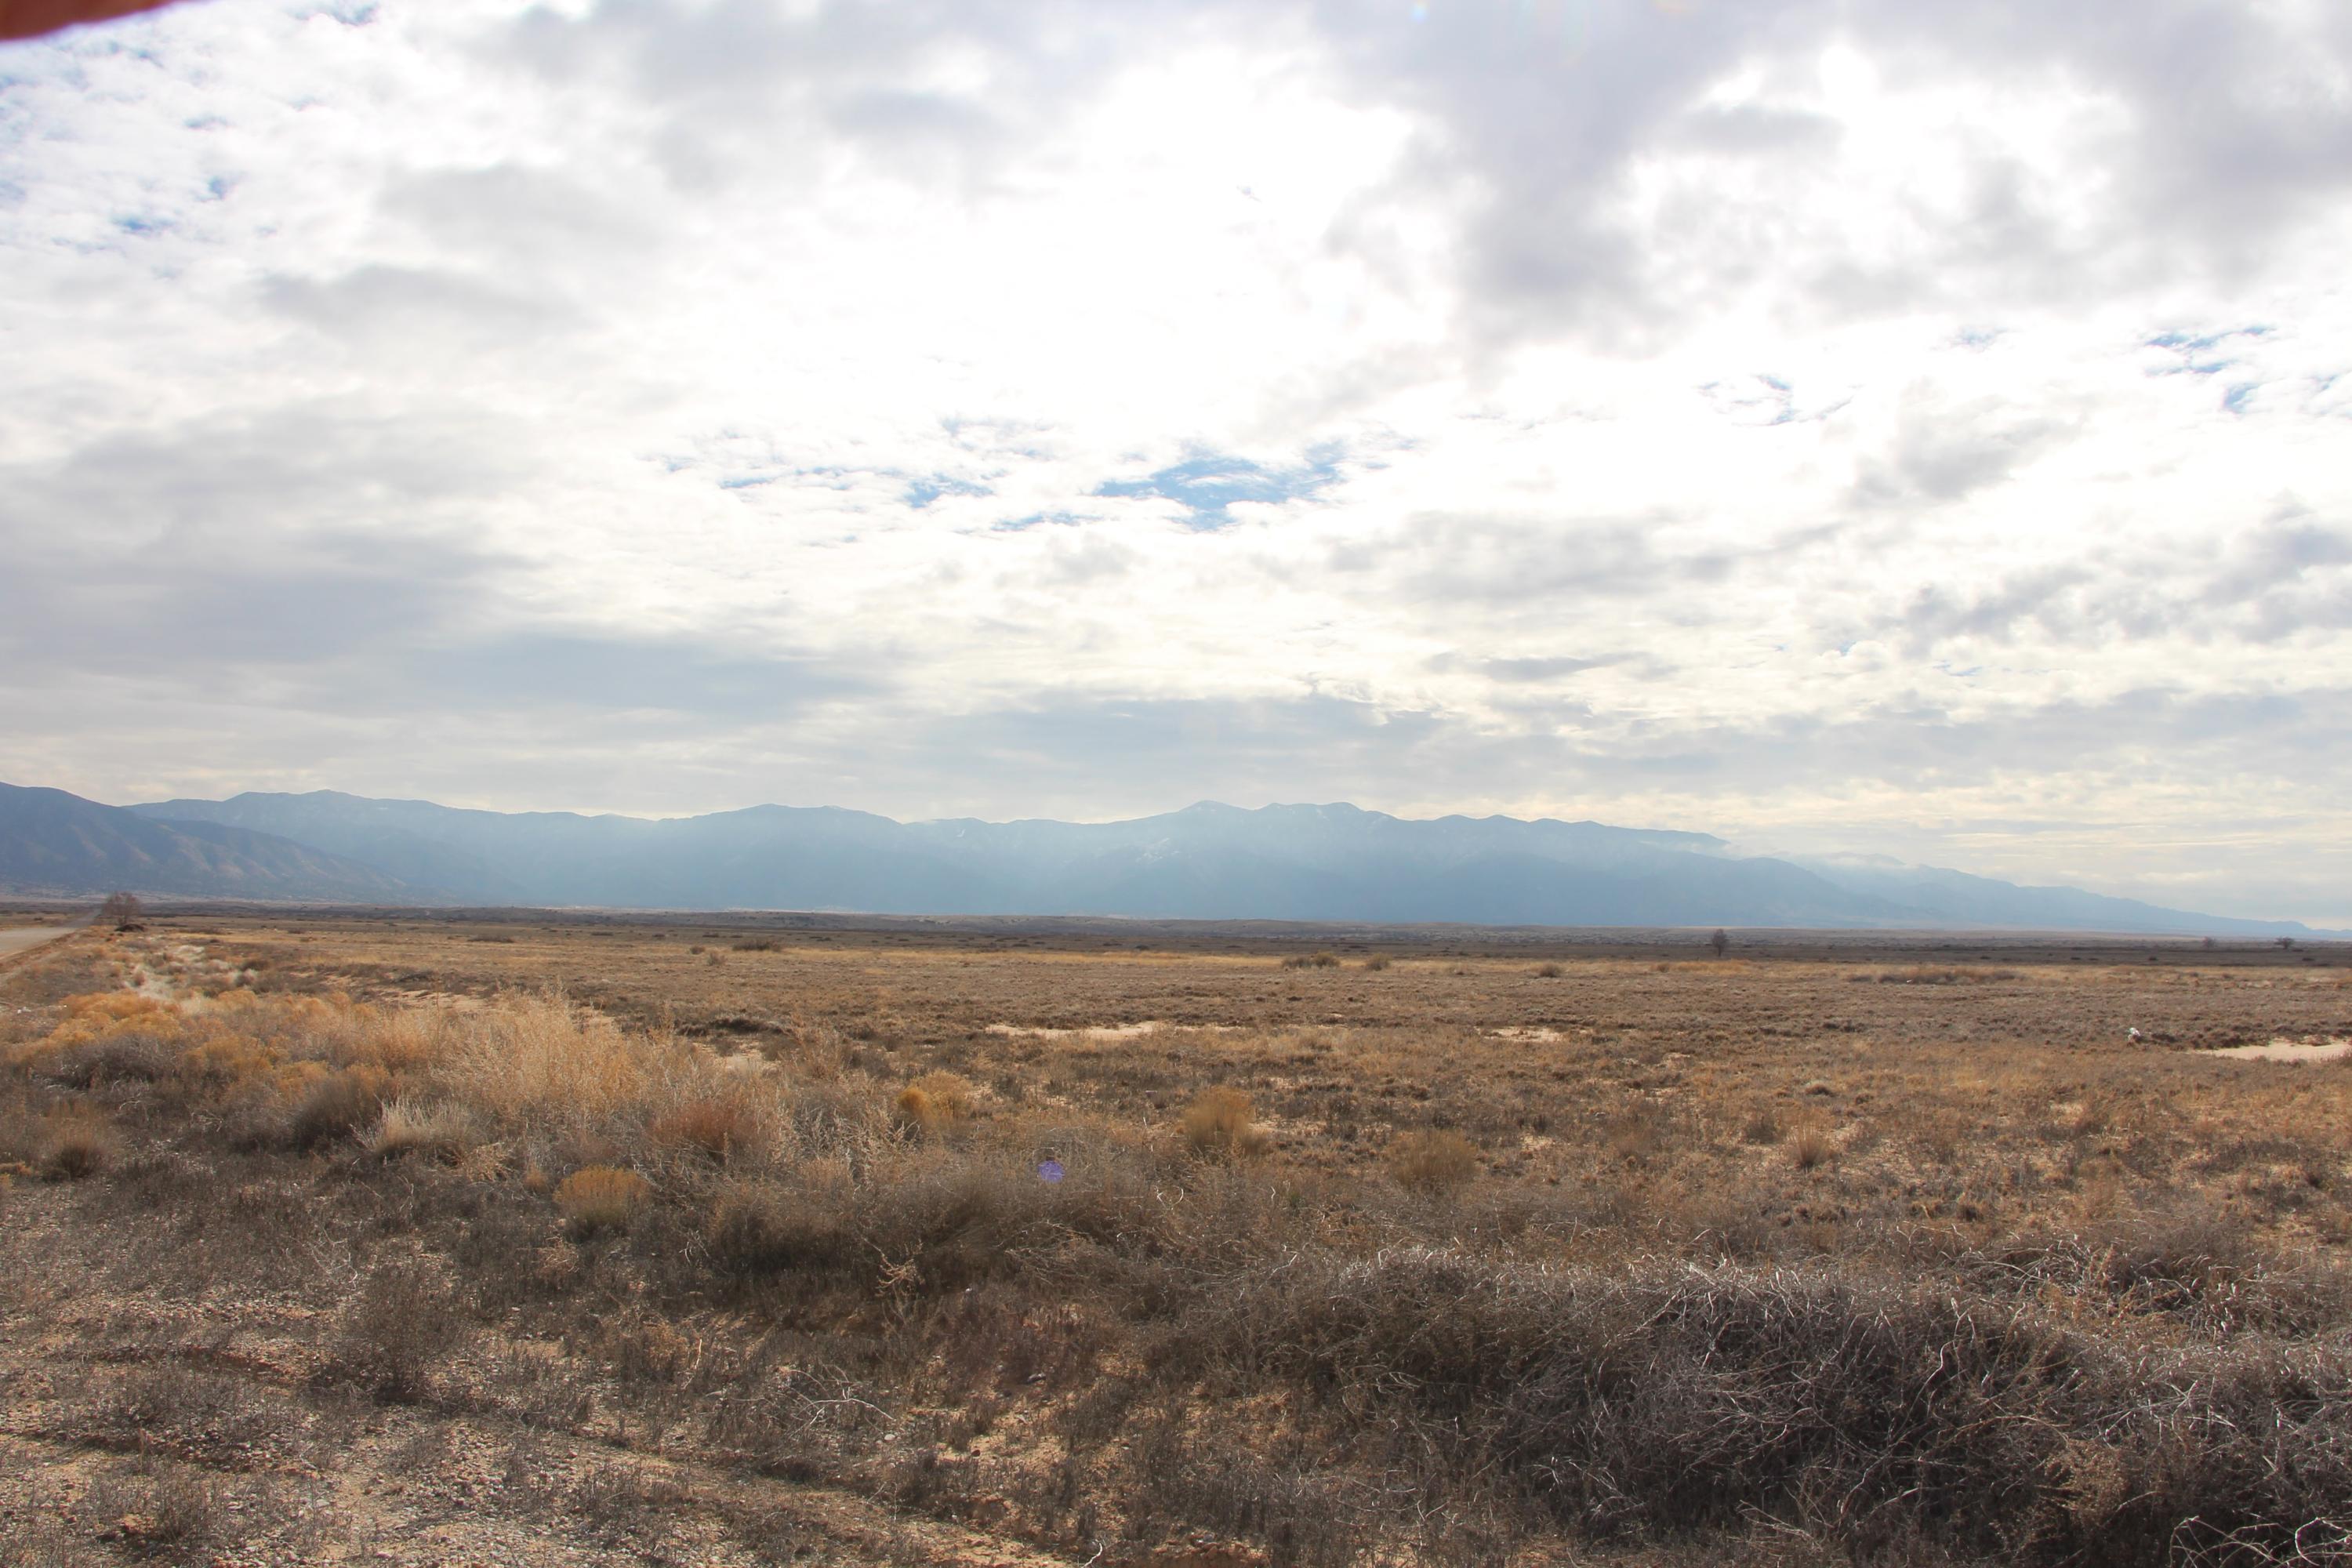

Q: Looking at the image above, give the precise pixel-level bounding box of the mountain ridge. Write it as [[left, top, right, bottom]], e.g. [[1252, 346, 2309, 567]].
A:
[[66, 784, 2323, 935], [0, 780, 2324, 934]]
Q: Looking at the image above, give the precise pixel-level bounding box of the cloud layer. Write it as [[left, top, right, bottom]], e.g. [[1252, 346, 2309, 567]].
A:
[[3, 0, 2349, 923]]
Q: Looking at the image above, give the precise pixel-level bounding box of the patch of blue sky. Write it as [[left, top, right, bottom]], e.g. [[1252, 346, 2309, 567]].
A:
[[1092, 444, 1345, 529], [2146, 325, 2273, 377], [903, 475, 993, 509], [713, 465, 862, 492]]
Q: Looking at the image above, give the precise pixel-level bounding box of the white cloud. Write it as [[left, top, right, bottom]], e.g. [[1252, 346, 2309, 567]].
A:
[[2, 0, 2350, 924]]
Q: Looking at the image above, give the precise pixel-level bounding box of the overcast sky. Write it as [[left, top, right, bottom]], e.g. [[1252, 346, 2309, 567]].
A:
[[4, 0, 2350, 924]]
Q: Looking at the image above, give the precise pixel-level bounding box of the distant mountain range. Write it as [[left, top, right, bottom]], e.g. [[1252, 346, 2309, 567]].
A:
[[0, 780, 2328, 935], [0, 783, 412, 903]]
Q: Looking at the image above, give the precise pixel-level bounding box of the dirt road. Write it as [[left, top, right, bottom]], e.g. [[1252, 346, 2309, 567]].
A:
[[0, 924, 80, 960]]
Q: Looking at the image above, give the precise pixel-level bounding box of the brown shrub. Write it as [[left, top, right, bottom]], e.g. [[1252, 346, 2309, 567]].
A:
[[703, 1184, 858, 1278], [1389, 1128, 1479, 1194], [1361, 954, 1392, 971], [1741, 1108, 1784, 1145], [557, 1165, 652, 1236], [1534, 963, 1563, 978], [1279, 952, 1340, 971], [649, 1094, 757, 1162], [1180, 1087, 1266, 1158], [40, 1103, 117, 1181]]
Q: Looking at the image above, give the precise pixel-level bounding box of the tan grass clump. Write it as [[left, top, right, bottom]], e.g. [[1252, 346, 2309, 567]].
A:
[[1790, 1124, 1837, 1171], [1362, 954, 1392, 971], [368, 1098, 479, 1163], [555, 1164, 652, 1236], [1180, 1087, 1267, 1158], [1388, 1128, 1479, 1194], [430, 993, 659, 1126]]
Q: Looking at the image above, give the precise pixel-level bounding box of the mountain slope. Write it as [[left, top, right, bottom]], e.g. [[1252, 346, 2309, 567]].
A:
[[0, 783, 426, 902]]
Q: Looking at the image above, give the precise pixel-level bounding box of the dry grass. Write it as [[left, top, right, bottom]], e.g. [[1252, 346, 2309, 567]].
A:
[[554, 1164, 652, 1236], [1387, 1127, 1478, 1193], [1788, 1122, 1837, 1170], [1178, 1086, 1266, 1158], [431, 993, 662, 1125], [38, 1102, 114, 1180], [368, 1098, 478, 1163], [648, 1093, 759, 1161]]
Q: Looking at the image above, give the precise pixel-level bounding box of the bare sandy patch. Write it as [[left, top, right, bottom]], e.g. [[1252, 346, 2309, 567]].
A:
[[2210, 1036, 2351, 1063]]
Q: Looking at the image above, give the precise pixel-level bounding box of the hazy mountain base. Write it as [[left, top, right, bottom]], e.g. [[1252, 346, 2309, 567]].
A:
[[110, 786, 2329, 935], [3, 916, 2348, 1566]]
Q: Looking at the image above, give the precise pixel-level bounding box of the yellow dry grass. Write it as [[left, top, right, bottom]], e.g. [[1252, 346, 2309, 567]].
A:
[[555, 1164, 652, 1234]]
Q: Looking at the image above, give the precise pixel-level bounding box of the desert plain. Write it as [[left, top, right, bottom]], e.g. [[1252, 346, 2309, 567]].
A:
[[2, 909, 2347, 1566]]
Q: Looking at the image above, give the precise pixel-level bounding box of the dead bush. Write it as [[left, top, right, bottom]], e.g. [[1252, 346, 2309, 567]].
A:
[[1362, 954, 1392, 971], [649, 1094, 757, 1162], [1180, 1087, 1266, 1158], [287, 1065, 390, 1150], [1279, 952, 1340, 971], [896, 1071, 976, 1134], [557, 1164, 652, 1236], [49, 1033, 180, 1088], [1605, 1108, 1664, 1163], [1388, 1128, 1478, 1194], [83, 1455, 218, 1549], [1187, 1248, 2352, 1564], [1534, 963, 1563, 978], [323, 1261, 461, 1403]]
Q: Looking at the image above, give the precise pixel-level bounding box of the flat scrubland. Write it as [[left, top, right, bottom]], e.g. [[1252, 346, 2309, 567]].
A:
[[2, 913, 2350, 1567]]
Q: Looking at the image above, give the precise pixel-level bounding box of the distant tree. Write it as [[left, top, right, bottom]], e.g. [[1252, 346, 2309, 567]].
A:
[[2201, 936, 2216, 950], [1708, 928, 1730, 958], [2275, 936, 2299, 951], [99, 891, 143, 930]]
